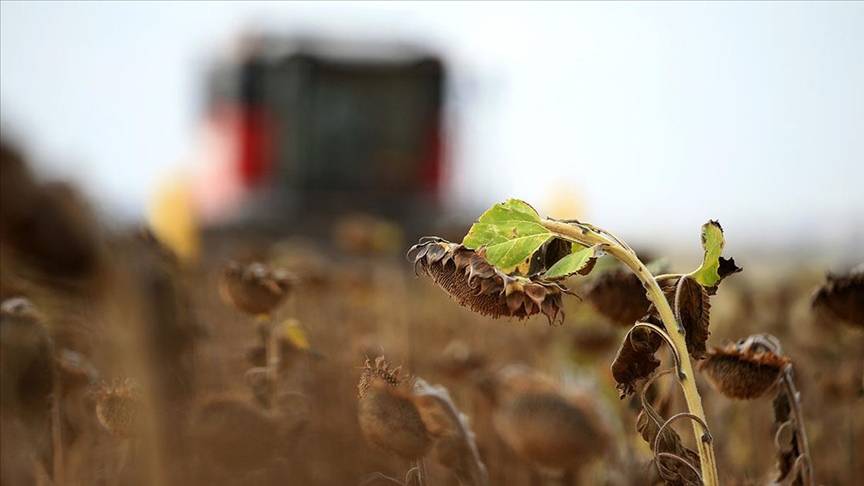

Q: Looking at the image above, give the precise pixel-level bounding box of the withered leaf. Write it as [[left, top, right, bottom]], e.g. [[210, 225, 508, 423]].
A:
[[660, 276, 711, 359], [773, 389, 803, 485], [636, 411, 703, 486], [611, 324, 662, 397], [710, 257, 743, 295], [528, 237, 572, 275]]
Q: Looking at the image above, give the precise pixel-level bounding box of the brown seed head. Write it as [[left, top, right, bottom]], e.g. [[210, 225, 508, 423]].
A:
[[811, 267, 864, 328], [219, 261, 295, 316], [583, 268, 651, 326], [569, 323, 620, 358], [357, 356, 431, 461], [408, 237, 568, 324], [434, 339, 487, 380], [491, 369, 609, 474], [93, 378, 143, 438], [699, 336, 791, 400]]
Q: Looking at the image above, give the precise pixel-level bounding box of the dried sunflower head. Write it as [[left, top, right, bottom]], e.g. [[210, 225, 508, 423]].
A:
[[582, 268, 651, 326], [357, 356, 431, 461], [219, 261, 295, 316], [408, 237, 569, 324], [490, 367, 610, 473], [699, 335, 790, 400], [93, 378, 143, 438], [811, 267, 864, 328]]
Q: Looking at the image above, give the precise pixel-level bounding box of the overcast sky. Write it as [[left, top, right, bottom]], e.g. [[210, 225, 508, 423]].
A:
[[2, 1, 862, 256]]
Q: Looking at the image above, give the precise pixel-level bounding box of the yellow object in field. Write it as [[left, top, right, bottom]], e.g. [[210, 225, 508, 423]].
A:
[[148, 175, 200, 264], [279, 319, 310, 350]]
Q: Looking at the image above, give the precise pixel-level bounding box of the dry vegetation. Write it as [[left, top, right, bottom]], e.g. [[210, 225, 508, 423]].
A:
[[1, 142, 863, 485]]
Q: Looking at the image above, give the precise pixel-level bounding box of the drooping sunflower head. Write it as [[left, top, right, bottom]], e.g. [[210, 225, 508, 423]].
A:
[[219, 261, 295, 316], [699, 334, 791, 400], [356, 356, 431, 461], [408, 237, 568, 324]]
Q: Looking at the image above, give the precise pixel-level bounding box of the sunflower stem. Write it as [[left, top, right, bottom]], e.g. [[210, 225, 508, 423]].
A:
[[541, 219, 720, 486], [780, 366, 814, 485], [259, 314, 280, 410]]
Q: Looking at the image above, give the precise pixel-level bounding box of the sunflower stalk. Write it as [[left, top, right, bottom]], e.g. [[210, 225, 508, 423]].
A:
[[776, 365, 813, 486], [255, 313, 281, 410], [541, 218, 719, 486]]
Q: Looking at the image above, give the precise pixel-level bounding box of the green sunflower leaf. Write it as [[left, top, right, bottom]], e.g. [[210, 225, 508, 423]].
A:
[[462, 199, 553, 273], [543, 244, 603, 279]]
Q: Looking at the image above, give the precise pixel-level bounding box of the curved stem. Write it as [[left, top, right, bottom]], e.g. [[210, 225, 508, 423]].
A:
[[780, 366, 813, 485], [541, 219, 720, 486], [654, 412, 713, 456], [631, 322, 684, 379]]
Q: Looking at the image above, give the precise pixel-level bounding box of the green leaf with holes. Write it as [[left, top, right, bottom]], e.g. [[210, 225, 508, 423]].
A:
[[462, 199, 553, 273]]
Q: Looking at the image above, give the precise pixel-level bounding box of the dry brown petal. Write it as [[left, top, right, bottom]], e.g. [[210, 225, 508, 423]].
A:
[[358, 356, 404, 399], [611, 324, 663, 397], [408, 238, 568, 324], [699, 343, 790, 399], [811, 268, 864, 328]]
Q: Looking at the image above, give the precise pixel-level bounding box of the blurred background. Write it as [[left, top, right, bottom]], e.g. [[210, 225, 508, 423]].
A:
[[2, 1, 863, 262], [2, 4, 863, 486]]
